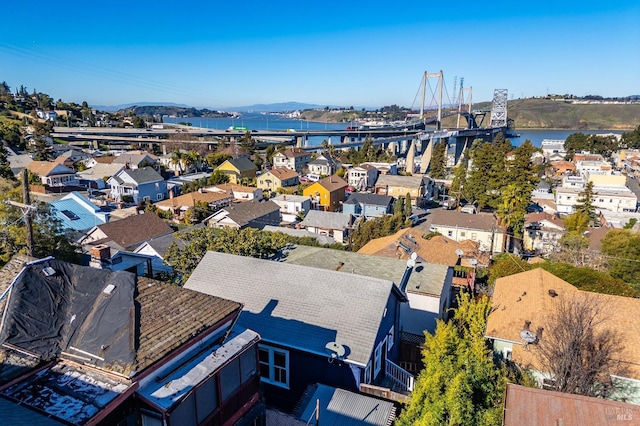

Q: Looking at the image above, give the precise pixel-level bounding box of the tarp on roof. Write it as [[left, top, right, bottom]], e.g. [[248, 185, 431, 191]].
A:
[[0, 259, 135, 368]]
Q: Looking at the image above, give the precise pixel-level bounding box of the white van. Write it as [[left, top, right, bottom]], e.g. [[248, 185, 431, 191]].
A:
[[306, 174, 321, 182]]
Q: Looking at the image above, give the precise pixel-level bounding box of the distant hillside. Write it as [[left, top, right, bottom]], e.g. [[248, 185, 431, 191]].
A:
[[116, 105, 234, 118], [472, 98, 640, 130], [92, 102, 191, 112]]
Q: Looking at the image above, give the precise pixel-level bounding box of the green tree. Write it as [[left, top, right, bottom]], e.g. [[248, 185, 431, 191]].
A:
[[0, 177, 79, 265], [132, 116, 146, 128], [397, 293, 509, 426], [465, 141, 510, 210], [622, 125, 640, 149], [0, 144, 16, 181], [575, 181, 597, 225], [239, 131, 256, 155], [450, 152, 468, 201], [564, 132, 588, 159], [601, 229, 640, 289], [404, 192, 412, 219], [429, 141, 447, 179], [31, 120, 54, 161], [207, 170, 230, 185]]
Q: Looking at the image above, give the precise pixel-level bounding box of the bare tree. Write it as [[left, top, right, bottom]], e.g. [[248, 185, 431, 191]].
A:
[[536, 294, 625, 398]]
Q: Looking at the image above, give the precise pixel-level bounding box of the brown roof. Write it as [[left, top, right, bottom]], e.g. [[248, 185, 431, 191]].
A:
[[281, 148, 310, 158], [318, 175, 348, 192], [429, 209, 505, 233], [26, 161, 59, 176], [134, 276, 241, 373], [93, 156, 116, 164], [210, 183, 259, 193], [266, 167, 299, 180], [524, 212, 564, 228], [358, 227, 489, 267], [503, 383, 640, 426], [586, 226, 610, 252], [0, 256, 242, 379], [156, 191, 232, 208], [92, 212, 174, 250], [486, 268, 640, 379]]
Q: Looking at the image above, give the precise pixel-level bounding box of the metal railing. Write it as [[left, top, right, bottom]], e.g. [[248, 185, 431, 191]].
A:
[[386, 359, 414, 392]]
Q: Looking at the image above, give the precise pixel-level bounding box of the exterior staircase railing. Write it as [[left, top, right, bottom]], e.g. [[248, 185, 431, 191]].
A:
[[385, 359, 414, 392]]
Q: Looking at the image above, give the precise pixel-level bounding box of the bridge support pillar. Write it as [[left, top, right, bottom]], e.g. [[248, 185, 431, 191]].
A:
[[400, 140, 407, 154], [342, 135, 349, 145], [296, 136, 303, 148], [387, 141, 396, 155]]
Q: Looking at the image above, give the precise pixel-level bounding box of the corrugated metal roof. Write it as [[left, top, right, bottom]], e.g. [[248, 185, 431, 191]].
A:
[[50, 196, 107, 231], [297, 384, 396, 426], [184, 251, 397, 366]]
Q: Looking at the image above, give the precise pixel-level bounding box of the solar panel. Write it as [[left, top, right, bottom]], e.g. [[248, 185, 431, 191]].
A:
[[61, 210, 80, 220]]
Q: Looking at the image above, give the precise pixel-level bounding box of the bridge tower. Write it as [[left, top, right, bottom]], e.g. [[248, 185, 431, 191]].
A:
[[489, 89, 508, 127]]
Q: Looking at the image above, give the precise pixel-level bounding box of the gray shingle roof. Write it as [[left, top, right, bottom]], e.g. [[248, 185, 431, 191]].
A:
[[184, 251, 398, 366], [374, 174, 426, 188], [210, 200, 280, 228], [300, 210, 351, 230], [228, 157, 258, 172], [278, 245, 445, 297], [122, 167, 163, 184], [344, 192, 393, 207]]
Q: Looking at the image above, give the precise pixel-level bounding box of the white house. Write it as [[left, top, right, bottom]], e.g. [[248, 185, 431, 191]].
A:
[[346, 164, 378, 190], [270, 194, 311, 223], [523, 212, 565, 256], [428, 210, 506, 254]]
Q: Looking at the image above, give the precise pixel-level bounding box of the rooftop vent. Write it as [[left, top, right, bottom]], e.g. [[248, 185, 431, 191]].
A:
[[103, 284, 116, 295], [548, 289, 558, 297], [42, 267, 57, 277]]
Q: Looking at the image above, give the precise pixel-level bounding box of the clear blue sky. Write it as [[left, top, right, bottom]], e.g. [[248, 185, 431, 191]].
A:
[[1, 1, 638, 110]]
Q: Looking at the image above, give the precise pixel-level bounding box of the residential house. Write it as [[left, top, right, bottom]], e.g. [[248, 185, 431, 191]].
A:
[[112, 150, 158, 170], [77, 162, 125, 190], [307, 152, 341, 176], [541, 139, 567, 160], [6, 147, 33, 175], [184, 251, 409, 411], [272, 148, 311, 173], [204, 200, 281, 229], [50, 191, 110, 233], [485, 268, 640, 404], [270, 194, 311, 223], [342, 193, 393, 218], [107, 167, 168, 204], [599, 210, 640, 229], [215, 157, 258, 184], [0, 255, 264, 426], [166, 171, 211, 194], [550, 160, 576, 175], [155, 190, 233, 221], [374, 174, 434, 206], [303, 175, 348, 212], [257, 167, 299, 192], [133, 226, 201, 277], [205, 183, 263, 201], [502, 383, 640, 426], [298, 210, 353, 244], [278, 245, 454, 374], [362, 161, 397, 176], [358, 227, 489, 268], [80, 211, 174, 251], [523, 212, 565, 256], [428, 209, 506, 254], [57, 149, 90, 164], [555, 174, 637, 214], [27, 161, 78, 187], [346, 164, 378, 190]]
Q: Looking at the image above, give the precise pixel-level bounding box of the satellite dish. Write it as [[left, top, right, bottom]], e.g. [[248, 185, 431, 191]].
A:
[[520, 330, 537, 344], [411, 252, 418, 261], [455, 249, 464, 257], [407, 258, 416, 268], [325, 341, 346, 358]]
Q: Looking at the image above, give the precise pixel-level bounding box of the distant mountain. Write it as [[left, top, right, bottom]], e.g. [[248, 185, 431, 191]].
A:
[[227, 102, 332, 113], [91, 102, 191, 112]]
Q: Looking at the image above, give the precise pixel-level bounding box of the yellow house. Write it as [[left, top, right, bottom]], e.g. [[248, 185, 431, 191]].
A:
[[215, 157, 257, 184], [303, 175, 347, 212], [257, 167, 299, 192]]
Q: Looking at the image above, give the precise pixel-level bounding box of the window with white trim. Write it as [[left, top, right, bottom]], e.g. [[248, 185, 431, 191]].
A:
[[258, 345, 289, 388], [374, 341, 383, 377], [364, 362, 372, 384], [387, 325, 394, 351]]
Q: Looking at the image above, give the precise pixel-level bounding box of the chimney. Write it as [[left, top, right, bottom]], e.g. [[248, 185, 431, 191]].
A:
[[336, 261, 344, 271], [535, 327, 544, 341], [523, 320, 531, 331], [89, 244, 111, 269]]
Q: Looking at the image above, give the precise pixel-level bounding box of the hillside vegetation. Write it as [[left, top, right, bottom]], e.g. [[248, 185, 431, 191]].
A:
[[301, 99, 640, 130]]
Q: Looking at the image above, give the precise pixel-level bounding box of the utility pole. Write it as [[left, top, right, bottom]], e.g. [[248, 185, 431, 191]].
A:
[[8, 169, 36, 256]]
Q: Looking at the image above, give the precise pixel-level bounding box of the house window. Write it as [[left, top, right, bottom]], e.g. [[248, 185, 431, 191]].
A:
[[374, 341, 383, 377], [460, 231, 466, 238], [447, 230, 453, 237], [156, 193, 163, 201], [471, 232, 477, 240], [387, 325, 394, 351], [503, 347, 513, 361], [258, 345, 289, 388], [155, 182, 159, 190], [143, 196, 151, 201]]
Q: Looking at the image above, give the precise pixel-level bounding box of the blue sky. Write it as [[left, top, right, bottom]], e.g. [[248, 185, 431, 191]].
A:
[[1, 1, 638, 109]]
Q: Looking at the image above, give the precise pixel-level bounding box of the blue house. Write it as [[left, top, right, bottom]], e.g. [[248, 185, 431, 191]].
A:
[[50, 191, 110, 232], [108, 167, 168, 204], [185, 251, 410, 411], [343, 192, 394, 218]]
